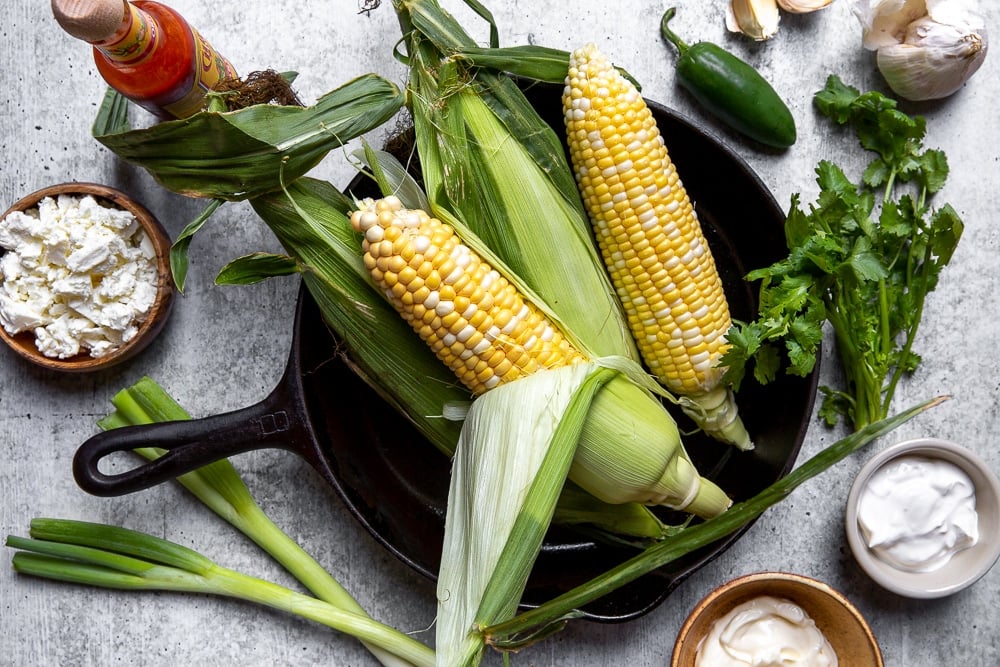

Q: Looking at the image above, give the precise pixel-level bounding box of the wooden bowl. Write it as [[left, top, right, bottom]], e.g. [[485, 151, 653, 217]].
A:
[[0, 182, 174, 372], [671, 572, 883, 667]]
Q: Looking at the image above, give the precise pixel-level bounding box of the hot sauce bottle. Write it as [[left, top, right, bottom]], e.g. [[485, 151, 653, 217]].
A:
[[51, 0, 237, 119]]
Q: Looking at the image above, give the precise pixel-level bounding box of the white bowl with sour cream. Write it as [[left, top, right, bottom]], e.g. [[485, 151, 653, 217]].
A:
[[846, 438, 1000, 599]]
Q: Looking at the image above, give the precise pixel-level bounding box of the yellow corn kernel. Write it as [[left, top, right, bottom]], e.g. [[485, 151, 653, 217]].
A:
[[351, 196, 587, 396]]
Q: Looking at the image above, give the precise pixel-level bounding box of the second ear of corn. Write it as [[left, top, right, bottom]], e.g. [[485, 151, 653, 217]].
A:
[[562, 43, 752, 451], [351, 196, 731, 518]]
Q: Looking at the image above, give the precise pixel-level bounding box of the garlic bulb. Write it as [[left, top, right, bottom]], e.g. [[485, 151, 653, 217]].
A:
[[727, 0, 781, 41], [850, 0, 988, 100]]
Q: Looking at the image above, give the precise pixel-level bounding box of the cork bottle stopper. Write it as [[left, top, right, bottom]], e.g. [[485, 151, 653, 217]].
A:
[[51, 0, 128, 43]]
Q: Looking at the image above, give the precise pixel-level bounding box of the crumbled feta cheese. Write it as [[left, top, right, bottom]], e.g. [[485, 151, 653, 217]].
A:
[[0, 193, 160, 359]]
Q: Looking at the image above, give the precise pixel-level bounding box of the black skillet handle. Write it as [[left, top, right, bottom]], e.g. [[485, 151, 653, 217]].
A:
[[72, 375, 313, 497]]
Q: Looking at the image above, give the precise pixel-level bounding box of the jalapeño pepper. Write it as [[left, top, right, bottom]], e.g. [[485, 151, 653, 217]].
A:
[[660, 8, 796, 149]]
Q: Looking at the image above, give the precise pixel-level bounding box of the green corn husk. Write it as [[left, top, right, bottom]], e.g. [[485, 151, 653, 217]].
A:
[[397, 0, 638, 362], [573, 370, 726, 516], [248, 178, 466, 453], [92, 73, 405, 200], [451, 44, 644, 91]]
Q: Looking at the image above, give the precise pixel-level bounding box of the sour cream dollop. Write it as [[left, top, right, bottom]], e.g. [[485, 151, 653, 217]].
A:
[[857, 455, 978, 572], [695, 595, 838, 667]]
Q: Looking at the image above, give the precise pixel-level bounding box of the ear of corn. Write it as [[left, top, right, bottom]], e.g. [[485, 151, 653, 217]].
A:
[[562, 43, 752, 451], [249, 178, 675, 549]]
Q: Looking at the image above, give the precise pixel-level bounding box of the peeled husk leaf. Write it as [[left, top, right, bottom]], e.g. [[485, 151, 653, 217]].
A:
[[91, 74, 405, 200], [727, 0, 781, 40], [435, 362, 605, 666], [435, 360, 726, 667]]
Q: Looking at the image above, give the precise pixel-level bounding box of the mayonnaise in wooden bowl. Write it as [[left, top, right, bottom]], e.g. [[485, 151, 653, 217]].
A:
[[671, 572, 882, 667], [845, 438, 1000, 598]]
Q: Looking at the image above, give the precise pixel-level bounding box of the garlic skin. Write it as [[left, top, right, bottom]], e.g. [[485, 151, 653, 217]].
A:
[[727, 0, 832, 40], [850, 0, 988, 101], [777, 0, 834, 13], [727, 0, 781, 40], [852, 0, 929, 49]]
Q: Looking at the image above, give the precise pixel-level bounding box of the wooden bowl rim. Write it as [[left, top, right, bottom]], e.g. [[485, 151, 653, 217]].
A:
[[0, 182, 174, 372]]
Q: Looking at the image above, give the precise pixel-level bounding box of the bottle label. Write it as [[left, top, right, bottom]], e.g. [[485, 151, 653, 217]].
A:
[[160, 28, 238, 118], [97, 3, 158, 64]]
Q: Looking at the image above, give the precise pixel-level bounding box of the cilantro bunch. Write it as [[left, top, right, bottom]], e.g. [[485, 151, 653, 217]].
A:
[[723, 75, 964, 430]]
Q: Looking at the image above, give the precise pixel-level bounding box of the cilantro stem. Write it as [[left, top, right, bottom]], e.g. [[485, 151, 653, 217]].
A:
[[883, 169, 897, 207], [826, 288, 879, 429], [882, 233, 933, 418]]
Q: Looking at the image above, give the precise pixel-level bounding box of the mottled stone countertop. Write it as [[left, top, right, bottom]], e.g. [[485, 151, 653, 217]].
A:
[[2, 1, 997, 665]]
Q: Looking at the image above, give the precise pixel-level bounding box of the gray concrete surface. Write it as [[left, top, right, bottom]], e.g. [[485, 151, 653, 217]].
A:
[[2, 1, 997, 665]]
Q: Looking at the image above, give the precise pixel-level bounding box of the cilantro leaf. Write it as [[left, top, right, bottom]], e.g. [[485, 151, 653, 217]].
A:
[[918, 149, 949, 194], [929, 203, 964, 265], [813, 75, 859, 124], [847, 237, 888, 282]]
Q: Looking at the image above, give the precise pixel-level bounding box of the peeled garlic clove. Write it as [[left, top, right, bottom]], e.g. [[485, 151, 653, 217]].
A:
[[777, 0, 834, 13], [877, 15, 988, 100], [727, 0, 781, 40]]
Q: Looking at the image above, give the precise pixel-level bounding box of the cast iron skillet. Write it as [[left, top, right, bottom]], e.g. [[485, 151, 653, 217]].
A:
[[73, 83, 819, 623]]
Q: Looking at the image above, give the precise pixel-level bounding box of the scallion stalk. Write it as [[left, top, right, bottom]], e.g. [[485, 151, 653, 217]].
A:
[[6, 519, 435, 667], [95, 376, 428, 667]]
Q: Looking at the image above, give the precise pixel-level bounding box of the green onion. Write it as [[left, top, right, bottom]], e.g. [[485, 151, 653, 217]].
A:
[[96, 377, 427, 667], [6, 519, 434, 667]]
